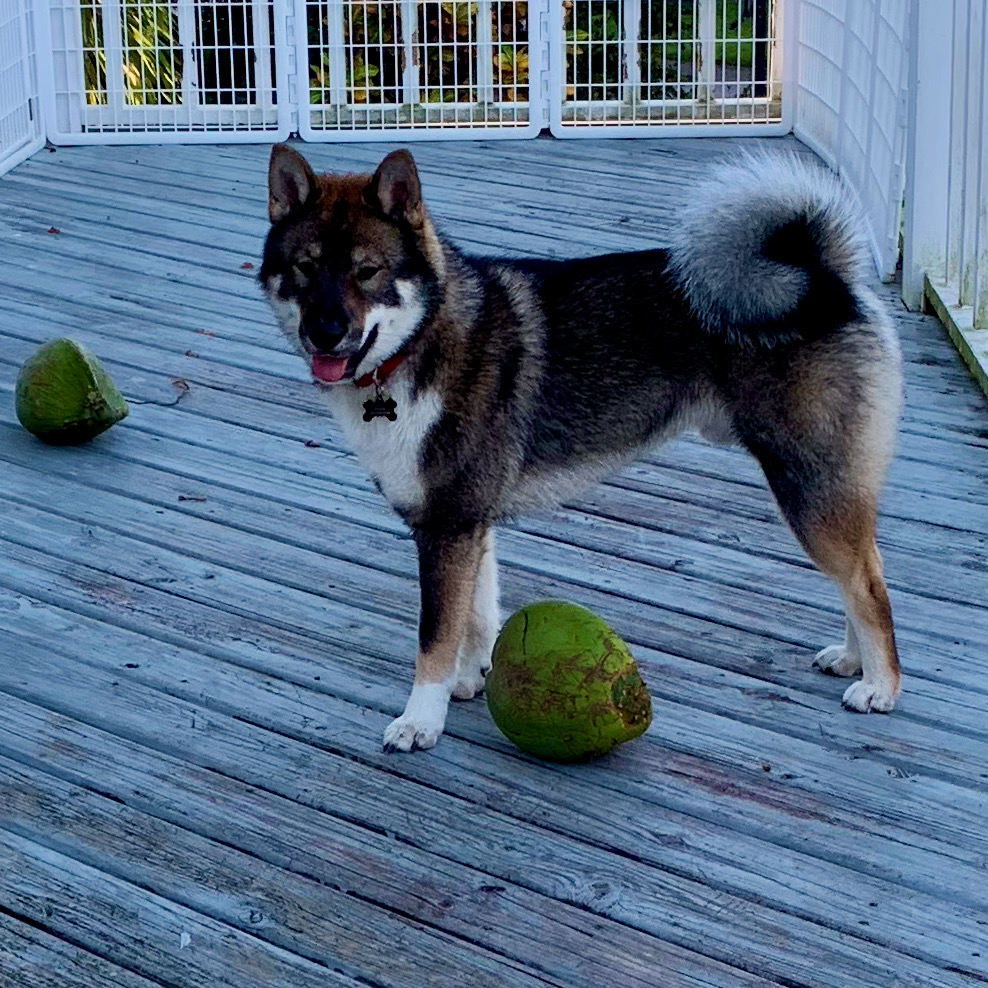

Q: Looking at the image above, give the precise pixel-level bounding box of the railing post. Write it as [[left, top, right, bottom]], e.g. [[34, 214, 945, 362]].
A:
[[177, 0, 198, 110], [696, 0, 715, 109], [901, 0, 953, 311], [476, 0, 495, 104], [400, 0, 419, 106], [327, 0, 347, 105], [100, 0, 126, 119], [957, 0, 985, 321], [621, 0, 640, 106]]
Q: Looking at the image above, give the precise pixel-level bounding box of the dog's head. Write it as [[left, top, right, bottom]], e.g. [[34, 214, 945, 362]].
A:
[[259, 145, 442, 385]]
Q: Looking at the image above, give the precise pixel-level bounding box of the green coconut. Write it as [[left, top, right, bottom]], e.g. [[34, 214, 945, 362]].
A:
[[486, 600, 652, 762], [15, 338, 128, 445]]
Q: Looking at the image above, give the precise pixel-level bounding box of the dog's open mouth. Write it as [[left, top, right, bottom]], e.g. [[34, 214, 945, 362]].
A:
[[311, 354, 352, 383], [309, 326, 379, 385]]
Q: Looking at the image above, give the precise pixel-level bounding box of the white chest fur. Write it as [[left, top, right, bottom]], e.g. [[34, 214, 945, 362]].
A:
[[324, 378, 442, 513]]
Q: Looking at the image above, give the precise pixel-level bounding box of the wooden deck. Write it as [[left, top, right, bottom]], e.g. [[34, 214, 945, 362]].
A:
[[0, 135, 986, 988]]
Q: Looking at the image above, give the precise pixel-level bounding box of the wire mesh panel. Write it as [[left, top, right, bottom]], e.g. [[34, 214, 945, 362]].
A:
[[39, 0, 290, 142], [549, 0, 789, 135], [0, 0, 44, 174], [298, 0, 541, 139], [792, 0, 908, 279]]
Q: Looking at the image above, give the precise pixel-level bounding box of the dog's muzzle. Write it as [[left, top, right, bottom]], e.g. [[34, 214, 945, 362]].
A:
[[300, 315, 348, 354]]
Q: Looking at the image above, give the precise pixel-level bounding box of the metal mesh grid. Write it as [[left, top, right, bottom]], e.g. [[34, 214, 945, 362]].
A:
[[550, 0, 786, 133], [300, 0, 539, 137], [793, 0, 908, 278], [42, 0, 288, 141], [1, 0, 44, 175]]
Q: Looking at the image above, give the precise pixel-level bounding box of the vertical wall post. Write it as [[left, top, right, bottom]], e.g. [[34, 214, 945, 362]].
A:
[[975, 3, 988, 329], [902, 0, 953, 310]]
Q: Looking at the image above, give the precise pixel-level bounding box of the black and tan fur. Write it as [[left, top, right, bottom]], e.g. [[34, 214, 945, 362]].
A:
[[260, 144, 903, 753]]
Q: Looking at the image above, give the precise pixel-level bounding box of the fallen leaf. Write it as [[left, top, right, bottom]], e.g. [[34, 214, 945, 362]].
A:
[[184, 350, 199, 358], [240, 261, 254, 270], [47, 226, 60, 234], [304, 439, 321, 448], [196, 329, 215, 337], [178, 495, 207, 502]]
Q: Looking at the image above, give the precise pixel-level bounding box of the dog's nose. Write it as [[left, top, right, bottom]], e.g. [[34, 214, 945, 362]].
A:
[[301, 316, 347, 353]]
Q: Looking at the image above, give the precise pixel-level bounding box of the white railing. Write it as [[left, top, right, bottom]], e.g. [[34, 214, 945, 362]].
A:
[[20, 0, 791, 143], [298, 0, 542, 139], [549, 0, 789, 136], [903, 0, 987, 336], [0, 0, 44, 176], [37, 0, 289, 142]]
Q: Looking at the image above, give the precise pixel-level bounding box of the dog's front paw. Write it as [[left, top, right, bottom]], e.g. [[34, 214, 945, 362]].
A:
[[382, 715, 442, 752], [382, 682, 450, 753], [841, 679, 899, 713], [814, 644, 862, 677]]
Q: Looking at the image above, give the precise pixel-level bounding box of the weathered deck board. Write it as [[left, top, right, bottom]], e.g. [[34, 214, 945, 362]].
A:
[[1, 136, 987, 987], [0, 639, 983, 988], [0, 914, 164, 988]]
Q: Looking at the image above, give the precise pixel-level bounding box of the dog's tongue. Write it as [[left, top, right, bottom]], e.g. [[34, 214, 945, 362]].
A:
[[311, 354, 350, 383]]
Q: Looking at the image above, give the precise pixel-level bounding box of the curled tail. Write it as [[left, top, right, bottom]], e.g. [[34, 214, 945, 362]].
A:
[[666, 153, 870, 344]]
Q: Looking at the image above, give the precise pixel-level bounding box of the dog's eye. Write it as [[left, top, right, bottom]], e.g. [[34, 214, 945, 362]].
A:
[[294, 259, 317, 280], [355, 264, 382, 283]]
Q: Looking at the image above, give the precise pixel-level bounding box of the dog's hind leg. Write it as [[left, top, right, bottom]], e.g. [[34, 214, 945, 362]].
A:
[[452, 530, 501, 701], [753, 451, 901, 713], [802, 511, 899, 712], [383, 527, 485, 753]]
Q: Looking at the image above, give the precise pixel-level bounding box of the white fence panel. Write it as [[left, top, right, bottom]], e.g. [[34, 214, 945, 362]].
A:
[[946, 0, 987, 331], [297, 0, 542, 140], [549, 0, 790, 136], [792, 0, 908, 280], [904, 0, 987, 350], [0, 0, 45, 176], [37, 0, 291, 142]]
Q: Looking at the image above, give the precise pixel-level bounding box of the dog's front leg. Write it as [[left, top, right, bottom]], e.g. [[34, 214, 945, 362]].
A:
[[382, 527, 485, 753]]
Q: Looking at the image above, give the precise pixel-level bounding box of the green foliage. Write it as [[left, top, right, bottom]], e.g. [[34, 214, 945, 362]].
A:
[[81, 1, 183, 106], [564, 0, 621, 101], [565, 0, 758, 103], [309, 1, 398, 104], [307, 0, 529, 106], [715, 1, 755, 68]]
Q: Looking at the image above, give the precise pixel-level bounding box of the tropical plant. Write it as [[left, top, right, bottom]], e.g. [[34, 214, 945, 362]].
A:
[[81, 0, 183, 106], [563, 0, 761, 103]]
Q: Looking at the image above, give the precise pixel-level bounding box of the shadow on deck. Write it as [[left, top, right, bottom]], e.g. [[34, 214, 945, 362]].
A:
[[0, 136, 986, 988]]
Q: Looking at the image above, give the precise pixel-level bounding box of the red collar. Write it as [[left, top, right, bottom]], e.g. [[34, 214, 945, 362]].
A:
[[353, 349, 411, 389]]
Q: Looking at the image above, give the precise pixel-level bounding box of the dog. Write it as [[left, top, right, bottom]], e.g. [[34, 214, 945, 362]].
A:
[[259, 143, 903, 753]]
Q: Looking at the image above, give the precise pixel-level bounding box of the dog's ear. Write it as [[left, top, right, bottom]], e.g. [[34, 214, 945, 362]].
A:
[[268, 144, 318, 223], [366, 150, 424, 227]]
